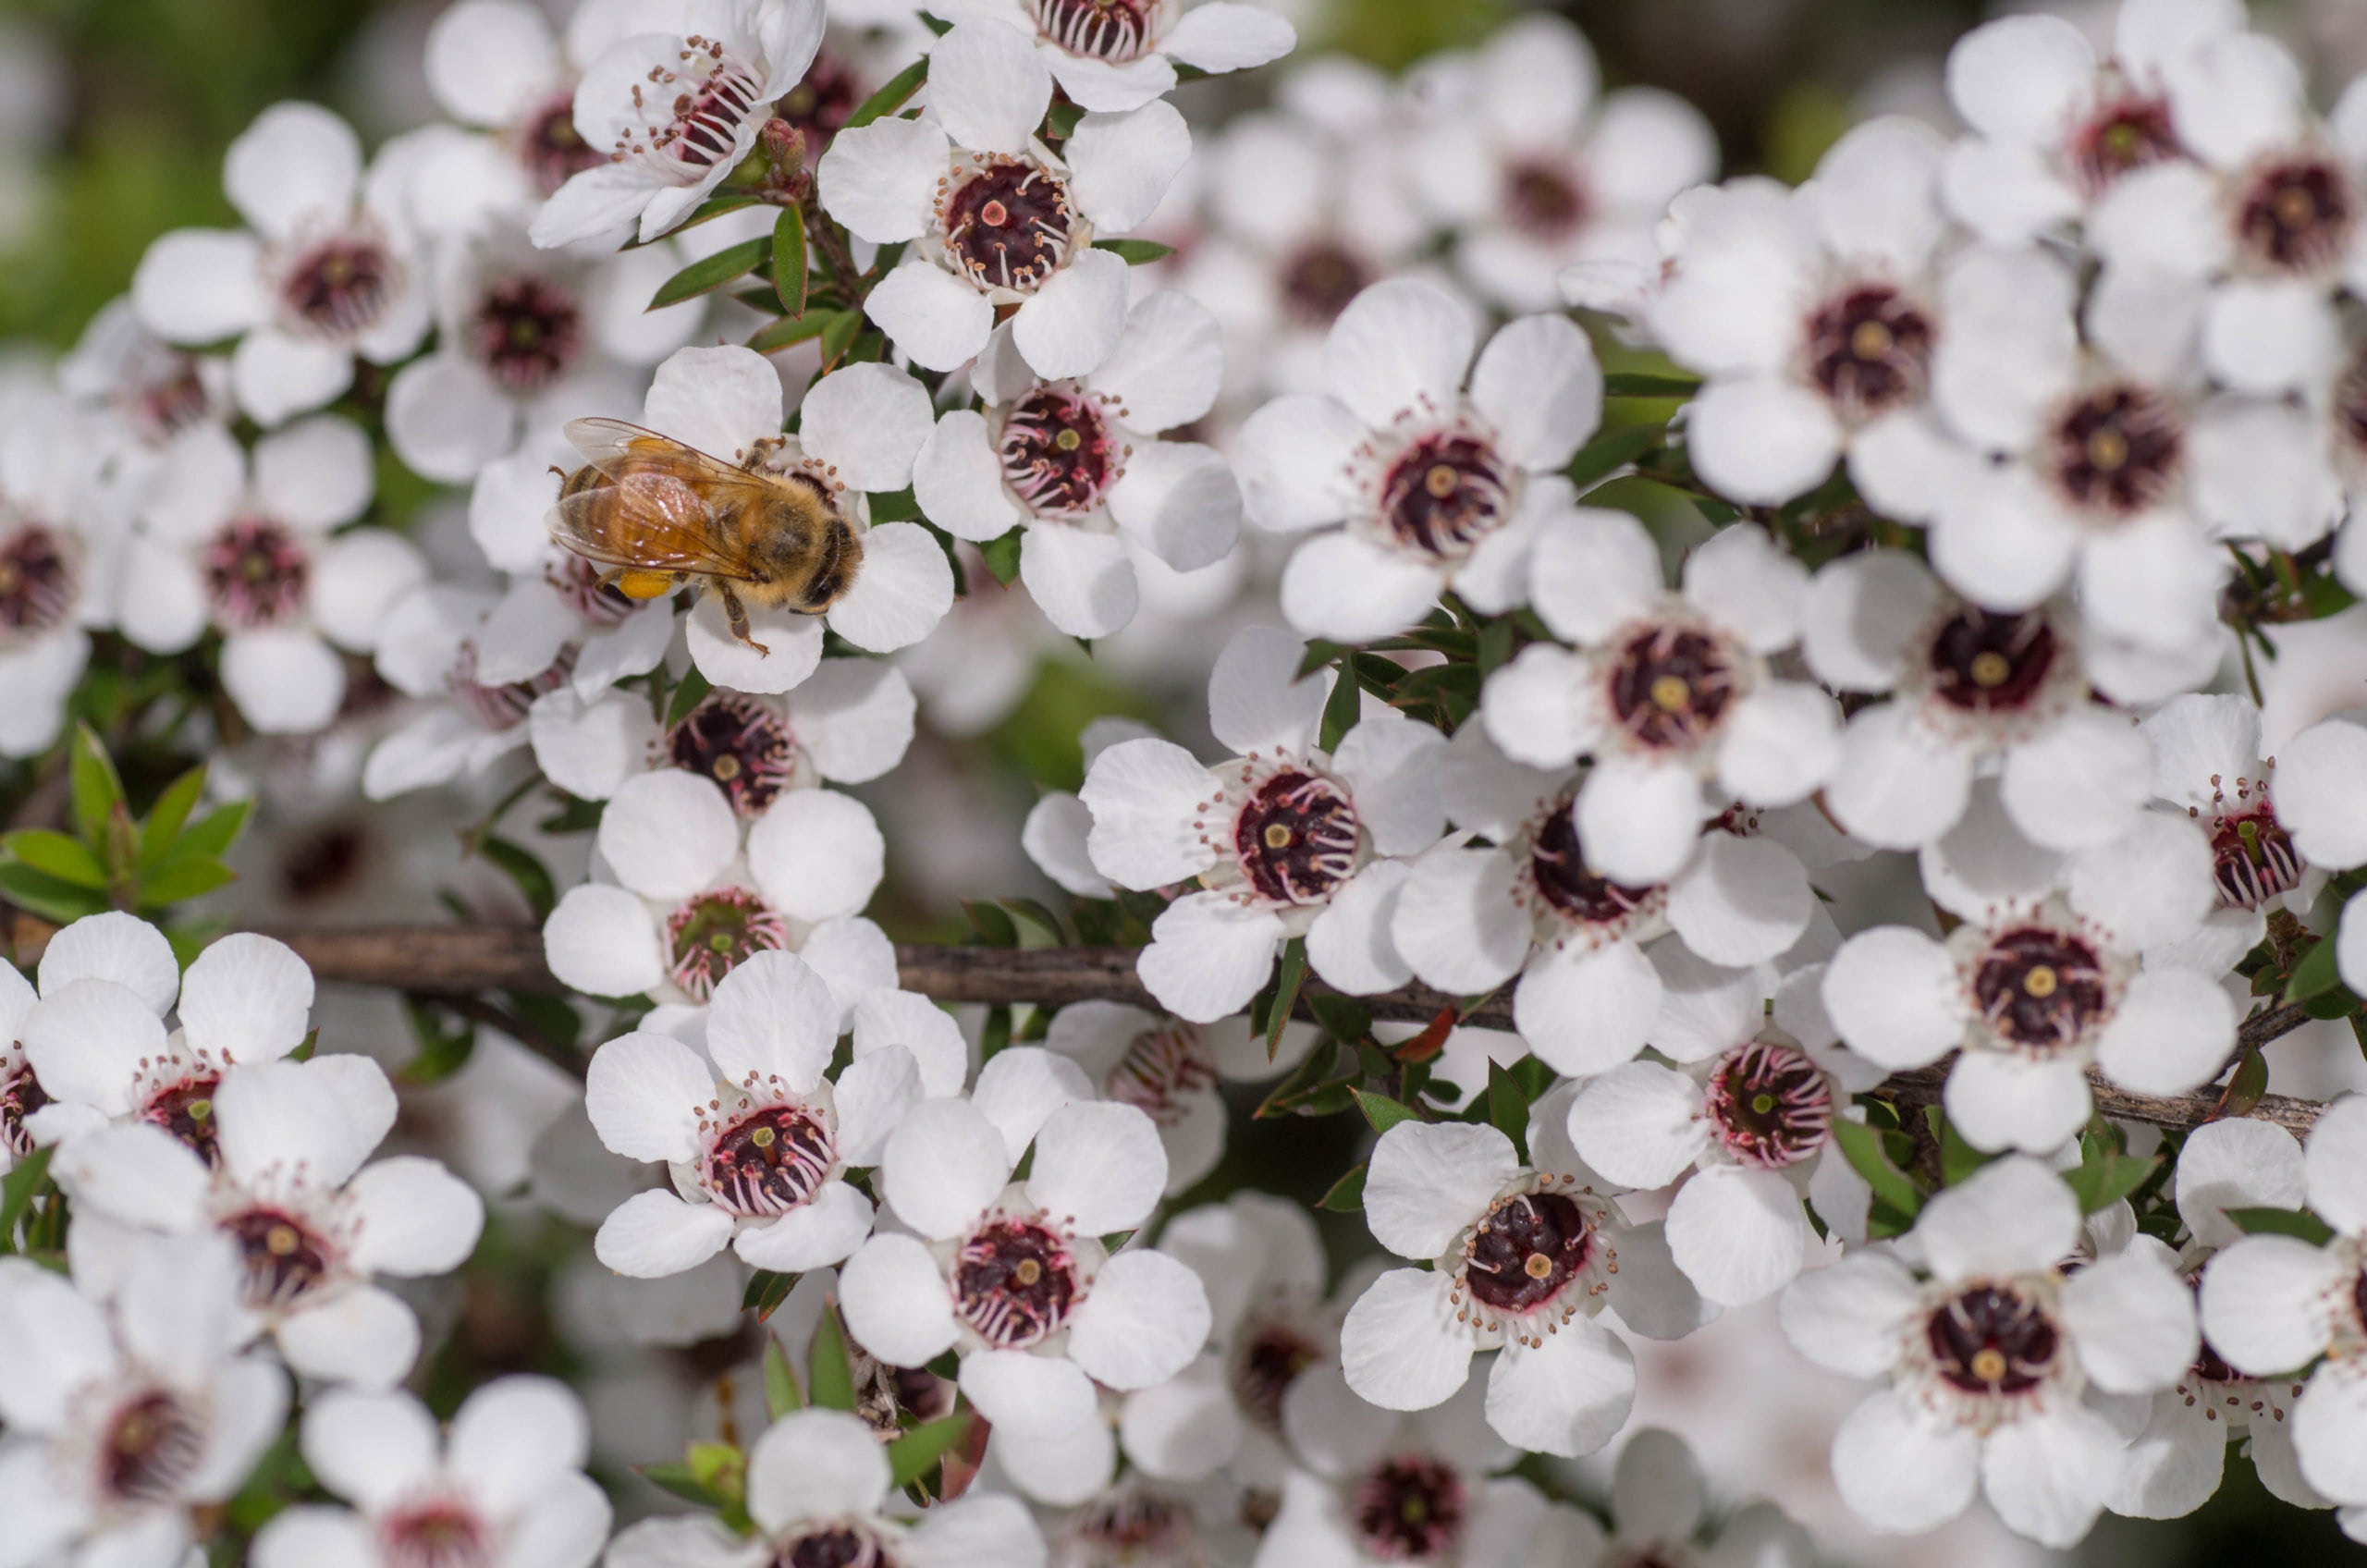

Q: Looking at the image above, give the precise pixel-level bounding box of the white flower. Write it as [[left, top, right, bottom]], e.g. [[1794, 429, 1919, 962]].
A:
[[1564, 973, 1881, 1305], [2270, 714, 2367, 876], [1938, 3, 2244, 246], [1479, 513, 1839, 885], [1405, 14, 1717, 313], [251, 1377, 610, 1568], [1802, 549, 2172, 851], [531, 655, 916, 805], [1779, 1157, 2196, 1547], [562, 345, 952, 694], [837, 1082, 1212, 1439], [1046, 1003, 1313, 1196], [422, 0, 628, 203], [1821, 809, 2229, 1154], [582, 949, 945, 1277], [0, 1232, 288, 1568], [1235, 278, 1600, 643], [52, 1053, 483, 1390], [58, 298, 230, 525], [116, 416, 425, 735], [529, 0, 828, 248], [540, 766, 897, 1010], [1023, 716, 1158, 899], [1078, 625, 1444, 1022], [1391, 722, 1826, 1078], [131, 103, 431, 426], [932, 0, 1294, 114], [817, 21, 1190, 376], [2200, 1094, 2367, 1512], [605, 1407, 1046, 1568], [1255, 1370, 1595, 1568], [0, 389, 108, 757], [913, 292, 1241, 640]]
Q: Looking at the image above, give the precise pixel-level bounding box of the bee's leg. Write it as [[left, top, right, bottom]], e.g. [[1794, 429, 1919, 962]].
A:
[[718, 583, 772, 656]]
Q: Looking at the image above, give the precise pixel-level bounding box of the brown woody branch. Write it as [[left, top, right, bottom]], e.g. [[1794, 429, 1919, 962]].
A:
[[0, 917, 2332, 1133]]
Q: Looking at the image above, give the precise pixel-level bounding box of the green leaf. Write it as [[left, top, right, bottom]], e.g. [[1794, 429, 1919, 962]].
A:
[[810, 1305, 857, 1412], [845, 57, 928, 129], [888, 1413, 972, 1487], [819, 307, 864, 368], [649, 237, 771, 310], [686, 1440, 746, 1501], [1306, 993, 1371, 1044], [1295, 640, 1348, 679], [742, 1268, 797, 1316], [1601, 372, 1702, 398], [1923, 1106, 1992, 1186], [1477, 617, 1515, 676], [980, 526, 1024, 585], [132, 856, 236, 910], [980, 1003, 1012, 1062], [868, 487, 923, 523], [1001, 898, 1065, 944], [68, 723, 125, 847], [1044, 101, 1085, 141], [2288, 934, 2346, 1003], [1830, 1117, 1923, 1220], [773, 207, 808, 317], [173, 799, 253, 862], [1488, 1060, 1530, 1163], [2222, 1047, 2270, 1117], [2066, 1151, 2160, 1215], [637, 1462, 730, 1510], [3, 830, 108, 889], [0, 862, 107, 924], [1318, 1162, 1367, 1212], [1092, 238, 1176, 265], [479, 836, 557, 923], [1317, 655, 1361, 753], [1264, 937, 1306, 1060], [749, 309, 840, 354], [1564, 424, 1658, 491], [963, 899, 1019, 948], [2302, 984, 2361, 1021], [763, 1337, 803, 1417], [667, 666, 715, 728], [2226, 1206, 2337, 1245], [137, 766, 208, 871], [1352, 1087, 1417, 1135], [0, 1145, 52, 1253]]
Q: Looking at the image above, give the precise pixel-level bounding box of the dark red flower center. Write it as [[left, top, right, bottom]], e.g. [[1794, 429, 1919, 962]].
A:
[[1353, 1456, 1466, 1562], [226, 1207, 335, 1307], [1503, 157, 1588, 241], [705, 1103, 834, 1218], [1927, 1284, 2059, 1395], [943, 160, 1075, 293], [382, 1500, 492, 1568], [1000, 388, 1117, 517], [1528, 806, 1659, 927], [548, 553, 638, 625], [1105, 1023, 1216, 1128], [779, 1526, 899, 1568], [519, 90, 602, 194], [669, 693, 797, 816], [1232, 1317, 1323, 1428], [1029, 0, 1159, 62], [1279, 240, 1368, 326], [1233, 769, 1360, 904], [1606, 624, 1737, 751], [281, 237, 398, 339], [664, 887, 791, 1001], [639, 37, 763, 172], [0, 1062, 46, 1158], [143, 1076, 225, 1168], [121, 357, 216, 444], [1925, 607, 2057, 715], [1067, 1490, 1198, 1559], [202, 516, 310, 631], [2050, 384, 2182, 516], [1464, 1191, 1592, 1315], [2238, 157, 2355, 273], [2210, 803, 2302, 910], [1972, 925, 2108, 1051], [451, 641, 576, 732], [953, 1217, 1079, 1348], [1806, 284, 1932, 416], [1379, 433, 1512, 561], [0, 524, 78, 639], [104, 1389, 205, 1503], [2071, 95, 2179, 192], [1705, 1042, 1830, 1169], [470, 276, 582, 393], [281, 821, 371, 906]]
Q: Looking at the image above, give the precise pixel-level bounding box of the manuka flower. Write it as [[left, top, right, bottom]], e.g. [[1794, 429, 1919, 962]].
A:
[[932, 0, 1294, 114]]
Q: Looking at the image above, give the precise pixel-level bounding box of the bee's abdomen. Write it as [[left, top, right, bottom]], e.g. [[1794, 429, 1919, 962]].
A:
[[800, 519, 861, 612]]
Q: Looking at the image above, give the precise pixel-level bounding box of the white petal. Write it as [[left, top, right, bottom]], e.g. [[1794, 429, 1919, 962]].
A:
[[1233, 393, 1362, 533], [1680, 523, 1806, 654], [972, 1045, 1093, 1160], [1685, 375, 1842, 505], [1919, 1155, 2082, 1281], [132, 228, 265, 343], [1136, 891, 1286, 1023], [1564, 1061, 1709, 1189], [221, 629, 345, 734], [598, 769, 739, 902], [959, 1347, 1098, 1438], [733, 1182, 876, 1273], [1043, 50, 1175, 114], [1486, 1322, 1637, 1466], [850, 990, 968, 1099], [1467, 315, 1600, 471], [1715, 683, 1841, 809], [225, 102, 359, 238], [276, 1284, 422, 1390], [913, 410, 1020, 542], [233, 330, 355, 426], [1339, 1267, 1472, 1411], [1067, 100, 1191, 233], [2200, 1232, 2345, 1377], [24, 978, 169, 1116], [2307, 1094, 2367, 1235], [1575, 756, 1707, 885], [1823, 703, 1973, 849], [817, 116, 951, 241], [706, 949, 840, 1093], [2093, 968, 2235, 1096], [542, 885, 663, 998], [1515, 938, 1663, 1078], [1305, 862, 1414, 996], [1821, 926, 1964, 1069], [1011, 248, 1132, 380], [38, 911, 178, 1009], [344, 1157, 484, 1276], [746, 1408, 890, 1535], [687, 597, 826, 694], [1161, 3, 1294, 70], [2066, 811, 2215, 950], [2275, 719, 2367, 870], [838, 1231, 961, 1366], [2000, 707, 2152, 851], [829, 1045, 923, 1165], [882, 1096, 1011, 1240], [1067, 1248, 1210, 1390], [929, 21, 1052, 154], [800, 363, 934, 494], [1020, 523, 1137, 638], [1777, 1249, 1921, 1377], [1393, 848, 1530, 995], [1665, 832, 1809, 966], [1944, 15, 2094, 144], [829, 521, 953, 653], [1027, 1099, 1167, 1234], [1088, 290, 1223, 433], [1278, 532, 1443, 643], [1527, 505, 1662, 645], [865, 262, 994, 371], [1829, 1390, 1981, 1535], [1104, 440, 1241, 572], [1945, 1044, 2088, 1157], [1078, 737, 1218, 888], [450, 1375, 591, 1514], [746, 788, 884, 923], [2177, 1116, 2307, 1250], [178, 934, 313, 1067], [2060, 1248, 2198, 1394], [300, 1390, 438, 1512], [1365, 1121, 1519, 1260], [1320, 277, 1475, 430], [1208, 622, 1326, 756], [1980, 1404, 2122, 1549], [583, 1031, 710, 1164], [2294, 1360, 2367, 1503], [593, 1188, 736, 1278]]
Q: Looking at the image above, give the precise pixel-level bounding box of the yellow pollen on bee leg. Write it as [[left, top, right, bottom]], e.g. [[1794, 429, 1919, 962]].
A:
[[2023, 965, 2059, 998], [1015, 1258, 1042, 1286], [616, 570, 675, 600], [1969, 651, 2012, 688], [1524, 1252, 1554, 1280], [1649, 674, 1690, 712], [1263, 823, 1294, 849], [1970, 1347, 2008, 1384]]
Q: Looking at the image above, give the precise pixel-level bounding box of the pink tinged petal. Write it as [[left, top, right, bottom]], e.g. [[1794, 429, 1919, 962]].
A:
[[2177, 1117, 2307, 1250], [1043, 51, 1176, 114], [1515, 938, 1662, 1077], [276, 1284, 422, 1390], [1306, 861, 1414, 996], [1161, 2, 1293, 69], [1664, 1164, 1805, 1306], [2308, 1095, 2367, 1233], [1485, 1317, 1634, 1459], [344, 1158, 484, 1276], [1066, 99, 1191, 233], [961, 1347, 1098, 1438], [542, 885, 664, 998], [594, 1189, 736, 1279], [1341, 1267, 1473, 1411], [224, 102, 360, 238], [1365, 1121, 1520, 1259], [583, 1031, 711, 1164], [974, 1047, 1095, 1162], [1564, 1060, 1710, 1190], [863, 263, 995, 372], [828, 520, 954, 653], [1090, 291, 1223, 432], [1067, 1248, 1211, 1390], [1980, 1403, 2123, 1548], [1320, 277, 1476, 430], [1777, 1250, 1920, 1375], [132, 228, 266, 342], [2060, 1248, 2198, 1395], [816, 117, 952, 243], [2274, 719, 2367, 870], [733, 1181, 875, 1272], [1527, 506, 1663, 643], [300, 1390, 438, 1511], [1821, 926, 1966, 1070], [746, 788, 884, 924], [2001, 706, 2152, 851], [1824, 703, 1972, 849], [2201, 1232, 2345, 1377], [850, 992, 968, 1100], [1944, 14, 2094, 143], [1137, 892, 1287, 1023], [799, 362, 934, 492], [1685, 375, 1841, 506], [232, 331, 355, 427], [384, 356, 518, 483], [883, 1096, 1012, 1240], [839, 1232, 961, 1366], [1021, 524, 1137, 639], [1466, 315, 1600, 472], [221, 629, 345, 735], [448, 1374, 591, 1514], [744, 1408, 889, 1536], [1575, 756, 1707, 886], [1829, 1390, 1981, 1534], [1105, 441, 1240, 571], [1078, 737, 1219, 888], [1028, 1099, 1168, 1234], [1716, 683, 1841, 808], [914, 410, 1020, 542], [1393, 848, 1529, 995], [1232, 393, 1363, 533], [1927, 468, 2078, 613], [1682, 524, 1807, 654], [1012, 248, 1131, 380], [2294, 1361, 2367, 1504], [1280, 532, 1448, 644], [179, 934, 313, 1066], [929, 22, 1053, 154], [686, 597, 826, 695], [830, 1045, 923, 1165], [2203, 280, 2340, 397], [1666, 832, 1810, 967], [2093, 968, 2235, 1096], [23, 979, 168, 1116], [599, 768, 739, 902]]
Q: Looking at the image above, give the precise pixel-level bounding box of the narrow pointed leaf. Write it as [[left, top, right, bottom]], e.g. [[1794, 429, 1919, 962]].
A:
[[649, 238, 771, 310]]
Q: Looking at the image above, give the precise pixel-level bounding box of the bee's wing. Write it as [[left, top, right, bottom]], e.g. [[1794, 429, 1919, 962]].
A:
[[552, 420, 780, 582]]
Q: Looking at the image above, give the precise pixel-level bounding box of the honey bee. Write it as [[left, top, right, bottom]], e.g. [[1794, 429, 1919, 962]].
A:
[[548, 417, 862, 654]]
